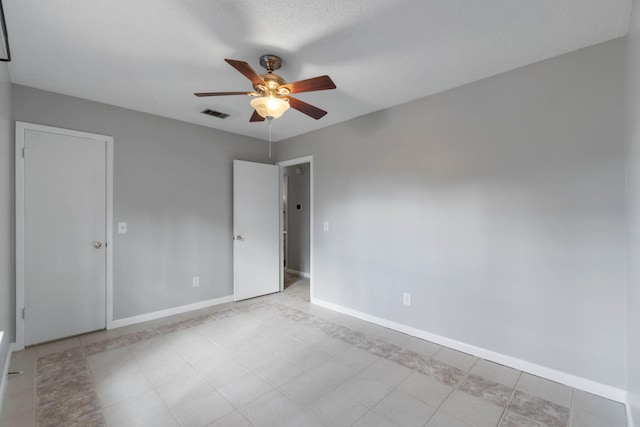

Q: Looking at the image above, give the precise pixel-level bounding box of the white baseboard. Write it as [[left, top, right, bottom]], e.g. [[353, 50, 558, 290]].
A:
[[109, 295, 234, 329], [286, 269, 310, 278], [311, 297, 627, 404]]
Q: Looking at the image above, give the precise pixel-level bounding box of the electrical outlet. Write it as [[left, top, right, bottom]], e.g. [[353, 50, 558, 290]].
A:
[[403, 293, 411, 306], [192, 276, 200, 287]]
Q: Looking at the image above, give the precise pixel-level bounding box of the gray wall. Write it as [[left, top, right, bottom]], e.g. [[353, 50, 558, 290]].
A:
[[626, 0, 640, 422], [275, 39, 627, 388], [0, 64, 13, 381], [284, 163, 310, 274], [12, 85, 269, 320]]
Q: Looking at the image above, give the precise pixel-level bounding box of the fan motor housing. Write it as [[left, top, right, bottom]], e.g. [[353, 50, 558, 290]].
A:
[[256, 55, 289, 93], [259, 73, 287, 89]]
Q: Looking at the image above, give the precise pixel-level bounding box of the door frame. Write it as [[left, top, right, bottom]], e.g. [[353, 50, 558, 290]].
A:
[[15, 121, 114, 350], [282, 174, 289, 271], [276, 155, 313, 296]]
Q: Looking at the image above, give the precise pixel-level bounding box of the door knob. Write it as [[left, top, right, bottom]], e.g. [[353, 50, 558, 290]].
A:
[[94, 242, 104, 249], [234, 235, 243, 241]]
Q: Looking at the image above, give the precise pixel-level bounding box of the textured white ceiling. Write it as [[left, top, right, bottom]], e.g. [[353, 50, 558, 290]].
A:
[[4, 0, 632, 141]]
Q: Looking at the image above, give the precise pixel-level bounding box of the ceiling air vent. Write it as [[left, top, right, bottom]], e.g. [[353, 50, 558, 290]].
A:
[[201, 109, 230, 119]]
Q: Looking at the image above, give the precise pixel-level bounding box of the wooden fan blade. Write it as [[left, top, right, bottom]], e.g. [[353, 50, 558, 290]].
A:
[[225, 59, 266, 87], [250, 110, 265, 122], [194, 91, 252, 97], [282, 75, 336, 94], [288, 97, 327, 120]]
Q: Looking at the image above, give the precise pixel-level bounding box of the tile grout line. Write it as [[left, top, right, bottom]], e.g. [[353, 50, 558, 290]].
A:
[[567, 386, 576, 427], [347, 375, 399, 427], [496, 370, 523, 426], [427, 356, 479, 427], [130, 336, 185, 427]]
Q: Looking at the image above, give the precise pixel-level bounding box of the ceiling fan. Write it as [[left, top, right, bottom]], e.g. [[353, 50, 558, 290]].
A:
[[195, 55, 336, 122]]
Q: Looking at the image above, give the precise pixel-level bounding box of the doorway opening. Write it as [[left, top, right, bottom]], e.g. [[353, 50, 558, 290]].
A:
[[278, 156, 313, 300]]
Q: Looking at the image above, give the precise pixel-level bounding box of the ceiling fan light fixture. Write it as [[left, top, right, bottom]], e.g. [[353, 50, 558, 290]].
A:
[[195, 56, 335, 122], [250, 96, 290, 120]]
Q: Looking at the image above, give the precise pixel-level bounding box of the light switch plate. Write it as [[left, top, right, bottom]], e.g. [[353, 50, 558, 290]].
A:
[[323, 221, 329, 232], [403, 293, 411, 306], [118, 222, 127, 234]]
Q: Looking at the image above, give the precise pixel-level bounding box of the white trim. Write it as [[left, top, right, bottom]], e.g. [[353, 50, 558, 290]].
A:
[[277, 155, 313, 298], [0, 334, 11, 416], [627, 397, 635, 427], [109, 295, 234, 329], [15, 124, 24, 350], [105, 140, 114, 329], [15, 122, 114, 350], [278, 172, 289, 292], [286, 269, 311, 278], [311, 296, 628, 404]]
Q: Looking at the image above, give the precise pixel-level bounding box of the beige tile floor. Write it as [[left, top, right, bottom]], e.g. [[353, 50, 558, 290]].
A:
[[0, 275, 628, 426]]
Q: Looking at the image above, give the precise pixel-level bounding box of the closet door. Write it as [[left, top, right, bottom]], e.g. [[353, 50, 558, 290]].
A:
[[22, 125, 107, 345]]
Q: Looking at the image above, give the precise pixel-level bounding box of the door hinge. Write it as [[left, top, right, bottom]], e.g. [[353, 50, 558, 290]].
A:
[[22, 147, 25, 158], [22, 308, 25, 319]]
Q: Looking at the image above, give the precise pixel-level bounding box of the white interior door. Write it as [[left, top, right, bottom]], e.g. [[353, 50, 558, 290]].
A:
[[23, 128, 107, 345], [233, 160, 280, 301]]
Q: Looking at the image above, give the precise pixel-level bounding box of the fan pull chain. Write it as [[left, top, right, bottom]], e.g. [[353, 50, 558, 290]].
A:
[[268, 119, 273, 158]]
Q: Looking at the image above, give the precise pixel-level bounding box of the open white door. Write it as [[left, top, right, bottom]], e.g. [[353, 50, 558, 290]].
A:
[[233, 160, 280, 301]]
